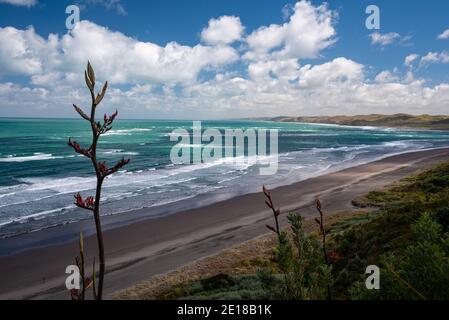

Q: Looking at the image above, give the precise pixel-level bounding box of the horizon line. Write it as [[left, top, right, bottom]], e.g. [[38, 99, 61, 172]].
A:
[[2, 113, 449, 121]]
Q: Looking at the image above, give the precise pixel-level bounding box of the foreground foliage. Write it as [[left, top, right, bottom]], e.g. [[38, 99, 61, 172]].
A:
[[68, 62, 130, 300], [161, 161, 449, 300], [335, 162, 449, 299]]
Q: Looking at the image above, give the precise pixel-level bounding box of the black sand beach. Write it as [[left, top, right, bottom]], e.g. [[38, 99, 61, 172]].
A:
[[1, 148, 449, 300]]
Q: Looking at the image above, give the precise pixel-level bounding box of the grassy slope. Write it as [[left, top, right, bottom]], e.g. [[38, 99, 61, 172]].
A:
[[332, 161, 449, 298], [115, 160, 449, 300], [271, 114, 449, 130], [342, 160, 449, 256], [114, 211, 362, 299]]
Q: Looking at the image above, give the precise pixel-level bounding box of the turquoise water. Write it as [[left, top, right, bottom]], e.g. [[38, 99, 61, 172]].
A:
[[2, 118, 449, 239]]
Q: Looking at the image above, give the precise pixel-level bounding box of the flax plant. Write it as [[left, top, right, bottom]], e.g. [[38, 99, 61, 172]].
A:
[[68, 62, 130, 300]]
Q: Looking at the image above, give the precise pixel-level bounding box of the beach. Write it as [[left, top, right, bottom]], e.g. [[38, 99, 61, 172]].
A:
[[3, 119, 449, 242], [1, 147, 449, 300]]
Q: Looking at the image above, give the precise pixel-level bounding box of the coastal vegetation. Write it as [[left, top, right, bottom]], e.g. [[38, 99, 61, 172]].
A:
[[117, 160, 449, 300], [68, 63, 130, 300], [270, 114, 449, 130]]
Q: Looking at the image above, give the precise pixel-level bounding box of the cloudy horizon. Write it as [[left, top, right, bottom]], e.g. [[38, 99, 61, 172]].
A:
[[0, 0, 448, 119]]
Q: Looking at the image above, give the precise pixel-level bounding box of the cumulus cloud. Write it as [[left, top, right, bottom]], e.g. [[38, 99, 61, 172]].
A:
[[438, 29, 449, 40], [201, 16, 244, 45], [0, 0, 36, 7], [375, 70, 400, 83], [1, 60, 449, 118], [369, 32, 400, 46], [155, 65, 449, 117], [0, 21, 239, 85], [248, 59, 300, 83], [0, 26, 53, 76], [404, 54, 420, 67], [298, 57, 363, 88], [370, 32, 413, 48], [245, 0, 336, 61], [0, 0, 449, 119], [421, 51, 449, 64]]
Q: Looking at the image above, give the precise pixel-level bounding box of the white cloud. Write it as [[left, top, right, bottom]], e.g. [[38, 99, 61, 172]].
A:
[[0, 1, 449, 119], [370, 32, 413, 47], [159, 66, 449, 117], [0, 26, 53, 76], [248, 59, 300, 83], [438, 29, 449, 40], [0, 21, 239, 85], [245, 0, 336, 61], [375, 70, 400, 83], [1, 57, 449, 118], [0, 0, 37, 7], [421, 51, 449, 64], [404, 54, 420, 67], [245, 24, 284, 58], [281, 3, 295, 20], [201, 16, 244, 45], [369, 32, 400, 46], [298, 57, 363, 88]]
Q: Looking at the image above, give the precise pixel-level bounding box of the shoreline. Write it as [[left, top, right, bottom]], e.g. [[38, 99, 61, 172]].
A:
[[270, 120, 449, 131], [1, 147, 449, 299], [245, 118, 449, 132], [266, 113, 449, 131], [2, 145, 447, 256]]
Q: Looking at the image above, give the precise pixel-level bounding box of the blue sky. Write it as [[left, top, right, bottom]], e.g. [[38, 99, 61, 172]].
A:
[[0, 0, 448, 119]]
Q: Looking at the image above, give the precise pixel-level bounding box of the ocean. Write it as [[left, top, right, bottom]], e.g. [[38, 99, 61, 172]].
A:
[[2, 118, 449, 240]]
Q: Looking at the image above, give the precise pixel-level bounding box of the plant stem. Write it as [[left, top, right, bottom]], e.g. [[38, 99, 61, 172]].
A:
[[92, 178, 104, 299], [89, 81, 105, 300], [316, 200, 332, 300], [69, 63, 126, 300]]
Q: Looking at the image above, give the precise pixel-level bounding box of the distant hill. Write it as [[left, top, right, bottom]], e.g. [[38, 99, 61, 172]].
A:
[[269, 114, 449, 130]]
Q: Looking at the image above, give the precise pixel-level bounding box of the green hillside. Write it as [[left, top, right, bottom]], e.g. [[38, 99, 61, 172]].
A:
[[271, 114, 449, 130]]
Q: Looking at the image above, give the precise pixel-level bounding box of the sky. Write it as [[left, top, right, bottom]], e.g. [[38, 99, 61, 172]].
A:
[[0, 0, 448, 119]]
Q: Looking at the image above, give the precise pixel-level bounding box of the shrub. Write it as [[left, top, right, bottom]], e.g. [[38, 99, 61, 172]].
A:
[[260, 186, 333, 300], [349, 213, 449, 300]]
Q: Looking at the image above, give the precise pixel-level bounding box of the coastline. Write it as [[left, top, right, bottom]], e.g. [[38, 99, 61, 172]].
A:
[[263, 119, 449, 132], [2, 118, 449, 248], [267, 114, 449, 131], [1, 147, 449, 299], [2, 145, 447, 256]]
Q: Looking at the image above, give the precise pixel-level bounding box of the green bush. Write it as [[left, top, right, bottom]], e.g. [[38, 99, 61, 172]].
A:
[[436, 206, 449, 232], [349, 213, 449, 300], [166, 274, 270, 300], [258, 213, 332, 300], [162, 161, 449, 300]]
